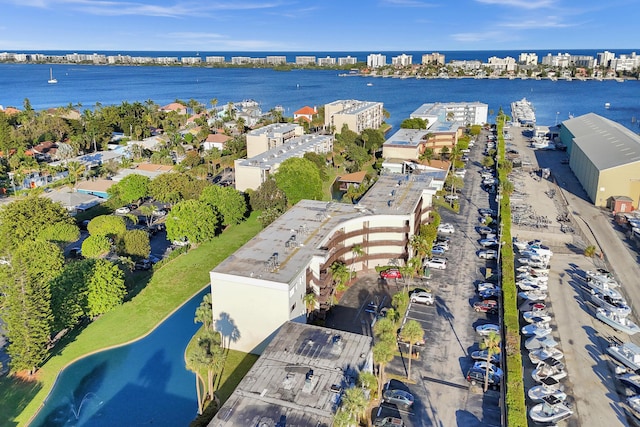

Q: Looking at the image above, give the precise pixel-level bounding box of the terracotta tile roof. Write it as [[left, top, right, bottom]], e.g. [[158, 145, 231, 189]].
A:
[[205, 134, 232, 143], [136, 163, 174, 172], [161, 102, 187, 112], [75, 179, 115, 193], [294, 106, 317, 116], [417, 159, 451, 170], [337, 170, 367, 183], [32, 141, 57, 154], [2, 107, 20, 115]]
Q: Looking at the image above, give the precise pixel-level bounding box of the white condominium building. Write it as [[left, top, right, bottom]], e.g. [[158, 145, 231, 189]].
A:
[[246, 123, 304, 158], [324, 100, 384, 134], [367, 53, 387, 68], [392, 54, 413, 67], [518, 53, 538, 65]]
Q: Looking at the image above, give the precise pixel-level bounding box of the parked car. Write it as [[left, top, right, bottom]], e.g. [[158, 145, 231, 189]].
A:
[[479, 238, 499, 248], [69, 246, 82, 258], [115, 206, 131, 215], [473, 300, 499, 314], [437, 223, 455, 234], [478, 249, 498, 260], [152, 209, 167, 217], [410, 291, 434, 305], [135, 259, 152, 270], [479, 288, 502, 300], [473, 361, 504, 379], [374, 417, 404, 427], [466, 366, 500, 389], [476, 323, 500, 336], [172, 238, 190, 247], [380, 269, 402, 280], [423, 257, 447, 270], [431, 246, 446, 256], [444, 194, 459, 202], [471, 349, 501, 364], [476, 282, 499, 292], [477, 225, 494, 235], [383, 389, 414, 407], [434, 239, 449, 250]]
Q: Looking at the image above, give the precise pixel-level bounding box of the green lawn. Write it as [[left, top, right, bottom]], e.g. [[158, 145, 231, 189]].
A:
[[4, 212, 263, 427]]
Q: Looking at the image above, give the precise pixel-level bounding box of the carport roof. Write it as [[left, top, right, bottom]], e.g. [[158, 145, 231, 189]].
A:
[[564, 113, 640, 171]]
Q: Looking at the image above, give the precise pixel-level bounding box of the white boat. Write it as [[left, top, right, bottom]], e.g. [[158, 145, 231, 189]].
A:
[[605, 102, 611, 109], [522, 322, 552, 337], [519, 301, 546, 312], [48, 67, 57, 84], [366, 82, 373, 86], [517, 280, 548, 292], [528, 377, 567, 403], [585, 269, 619, 288], [516, 272, 548, 283], [596, 308, 640, 335], [626, 395, 640, 421], [529, 347, 564, 364], [529, 395, 573, 424], [518, 290, 547, 301], [525, 335, 559, 351], [590, 288, 631, 316], [607, 342, 640, 371], [532, 357, 567, 383], [523, 310, 552, 324]]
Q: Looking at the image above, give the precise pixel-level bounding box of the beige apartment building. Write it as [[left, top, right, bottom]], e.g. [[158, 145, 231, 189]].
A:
[[324, 99, 384, 134], [246, 123, 304, 158]]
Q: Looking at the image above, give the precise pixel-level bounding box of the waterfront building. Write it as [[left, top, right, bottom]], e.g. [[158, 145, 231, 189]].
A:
[[597, 51, 616, 68], [411, 102, 488, 127], [317, 56, 336, 66], [156, 56, 179, 65], [338, 55, 358, 66], [246, 123, 304, 158], [541, 53, 573, 68], [231, 56, 251, 65], [519, 53, 538, 65], [211, 171, 438, 353], [449, 59, 482, 71], [296, 56, 317, 65], [234, 134, 333, 192], [367, 53, 386, 68], [205, 56, 225, 64], [323, 99, 384, 134], [560, 113, 640, 209], [160, 102, 187, 115], [293, 106, 318, 123], [487, 56, 517, 72], [392, 54, 413, 67], [181, 56, 201, 65], [422, 52, 445, 65], [209, 321, 373, 427], [266, 55, 287, 65], [611, 52, 640, 72]]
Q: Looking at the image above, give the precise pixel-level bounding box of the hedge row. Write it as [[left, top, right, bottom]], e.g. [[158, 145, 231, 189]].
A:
[[497, 116, 528, 426]]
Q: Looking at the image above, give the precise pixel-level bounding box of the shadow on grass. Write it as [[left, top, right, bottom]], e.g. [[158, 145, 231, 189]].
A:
[[0, 375, 43, 427]]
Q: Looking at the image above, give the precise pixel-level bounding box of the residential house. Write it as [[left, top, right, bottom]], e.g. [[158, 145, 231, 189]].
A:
[[293, 106, 318, 124], [202, 133, 231, 151], [160, 102, 188, 115]]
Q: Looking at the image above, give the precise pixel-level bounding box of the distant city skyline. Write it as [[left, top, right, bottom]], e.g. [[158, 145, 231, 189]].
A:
[[0, 0, 637, 52]]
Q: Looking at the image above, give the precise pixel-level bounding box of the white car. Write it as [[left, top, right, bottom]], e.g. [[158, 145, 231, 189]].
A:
[[478, 249, 498, 259], [476, 323, 500, 336], [115, 206, 131, 215], [438, 223, 455, 234], [479, 238, 499, 247], [444, 194, 459, 202], [410, 291, 434, 305], [431, 246, 446, 256], [473, 361, 504, 379], [424, 257, 447, 270]]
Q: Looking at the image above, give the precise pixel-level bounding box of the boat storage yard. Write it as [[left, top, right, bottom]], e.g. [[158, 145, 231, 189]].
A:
[[505, 119, 639, 426]]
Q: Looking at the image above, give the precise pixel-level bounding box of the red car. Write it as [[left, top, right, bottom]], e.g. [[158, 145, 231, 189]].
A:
[[380, 269, 402, 279], [473, 299, 499, 314]]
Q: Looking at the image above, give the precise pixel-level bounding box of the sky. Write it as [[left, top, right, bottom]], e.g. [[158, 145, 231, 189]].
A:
[[0, 0, 637, 52]]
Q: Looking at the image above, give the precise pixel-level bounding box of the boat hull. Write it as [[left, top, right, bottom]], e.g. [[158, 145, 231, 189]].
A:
[[596, 310, 640, 335]]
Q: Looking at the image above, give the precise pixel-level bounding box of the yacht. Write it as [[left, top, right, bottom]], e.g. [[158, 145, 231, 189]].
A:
[[48, 67, 57, 84], [607, 342, 640, 371], [525, 335, 558, 351], [528, 377, 567, 403], [522, 310, 552, 324], [529, 347, 564, 364], [596, 308, 640, 335], [532, 357, 568, 383], [522, 322, 552, 337], [518, 290, 547, 302], [590, 287, 631, 316], [529, 395, 573, 424]]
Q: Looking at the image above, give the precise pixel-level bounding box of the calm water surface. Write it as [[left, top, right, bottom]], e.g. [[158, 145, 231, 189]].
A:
[[1, 64, 639, 131], [30, 288, 207, 427]]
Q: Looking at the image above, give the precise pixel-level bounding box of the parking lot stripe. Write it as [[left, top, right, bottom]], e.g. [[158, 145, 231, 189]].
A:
[[421, 375, 469, 390]]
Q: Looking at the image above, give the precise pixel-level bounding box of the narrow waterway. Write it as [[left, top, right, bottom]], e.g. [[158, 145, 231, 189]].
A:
[[30, 288, 207, 427]]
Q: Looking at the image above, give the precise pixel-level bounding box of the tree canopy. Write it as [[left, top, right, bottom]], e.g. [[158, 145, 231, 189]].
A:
[[86, 259, 126, 318], [400, 117, 427, 129], [107, 174, 150, 205], [165, 199, 219, 244], [0, 196, 77, 253], [250, 177, 287, 212], [274, 157, 323, 205], [149, 173, 210, 204], [87, 215, 127, 240], [119, 229, 151, 260], [81, 234, 113, 259], [200, 185, 247, 226], [50, 259, 95, 332]]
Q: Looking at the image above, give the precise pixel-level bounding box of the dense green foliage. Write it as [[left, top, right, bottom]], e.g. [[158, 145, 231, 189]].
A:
[[149, 172, 210, 204], [274, 157, 323, 205], [50, 259, 95, 331], [107, 174, 150, 204], [400, 117, 428, 129], [87, 215, 127, 240], [199, 185, 247, 226], [81, 234, 113, 258], [165, 199, 219, 243], [119, 229, 151, 260], [0, 196, 77, 254], [86, 259, 126, 318], [250, 178, 287, 228], [1, 241, 64, 374]]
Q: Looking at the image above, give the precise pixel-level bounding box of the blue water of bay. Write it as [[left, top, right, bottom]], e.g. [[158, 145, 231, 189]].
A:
[[1, 63, 639, 131]]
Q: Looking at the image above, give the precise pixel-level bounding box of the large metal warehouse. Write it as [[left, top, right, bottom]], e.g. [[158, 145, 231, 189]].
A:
[[559, 113, 640, 210]]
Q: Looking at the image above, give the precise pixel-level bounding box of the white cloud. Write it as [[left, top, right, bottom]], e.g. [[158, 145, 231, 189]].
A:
[[500, 16, 575, 29], [380, 0, 437, 7], [451, 30, 505, 43], [475, 0, 555, 9]]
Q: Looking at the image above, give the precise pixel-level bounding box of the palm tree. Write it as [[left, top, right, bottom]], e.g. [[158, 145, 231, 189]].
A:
[[373, 317, 396, 342], [187, 345, 208, 414], [332, 408, 352, 427], [330, 261, 350, 294], [400, 257, 421, 293], [399, 320, 425, 380], [480, 331, 501, 392], [373, 340, 395, 398], [139, 205, 155, 227], [66, 161, 85, 186], [210, 98, 218, 115], [341, 386, 368, 425], [303, 292, 317, 321], [350, 244, 364, 275], [194, 293, 213, 331]]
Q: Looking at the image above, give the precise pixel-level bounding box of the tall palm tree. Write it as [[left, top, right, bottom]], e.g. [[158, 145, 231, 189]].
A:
[[350, 244, 364, 275], [194, 293, 213, 331], [66, 161, 85, 186], [399, 320, 424, 380], [480, 331, 501, 392], [373, 317, 396, 342], [303, 292, 317, 321], [373, 340, 395, 398], [341, 386, 368, 425], [330, 261, 350, 294]]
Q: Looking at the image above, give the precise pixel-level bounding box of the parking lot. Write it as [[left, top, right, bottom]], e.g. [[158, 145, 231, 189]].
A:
[[327, 129, 503, 426]]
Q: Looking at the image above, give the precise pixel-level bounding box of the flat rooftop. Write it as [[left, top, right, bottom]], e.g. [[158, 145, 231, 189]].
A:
[[237, 134, 332, 169], [248, 122, 300, 137], [209, 321, 372, 427], [384, 128, 430, 147], [213, 172, 436, 283]]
